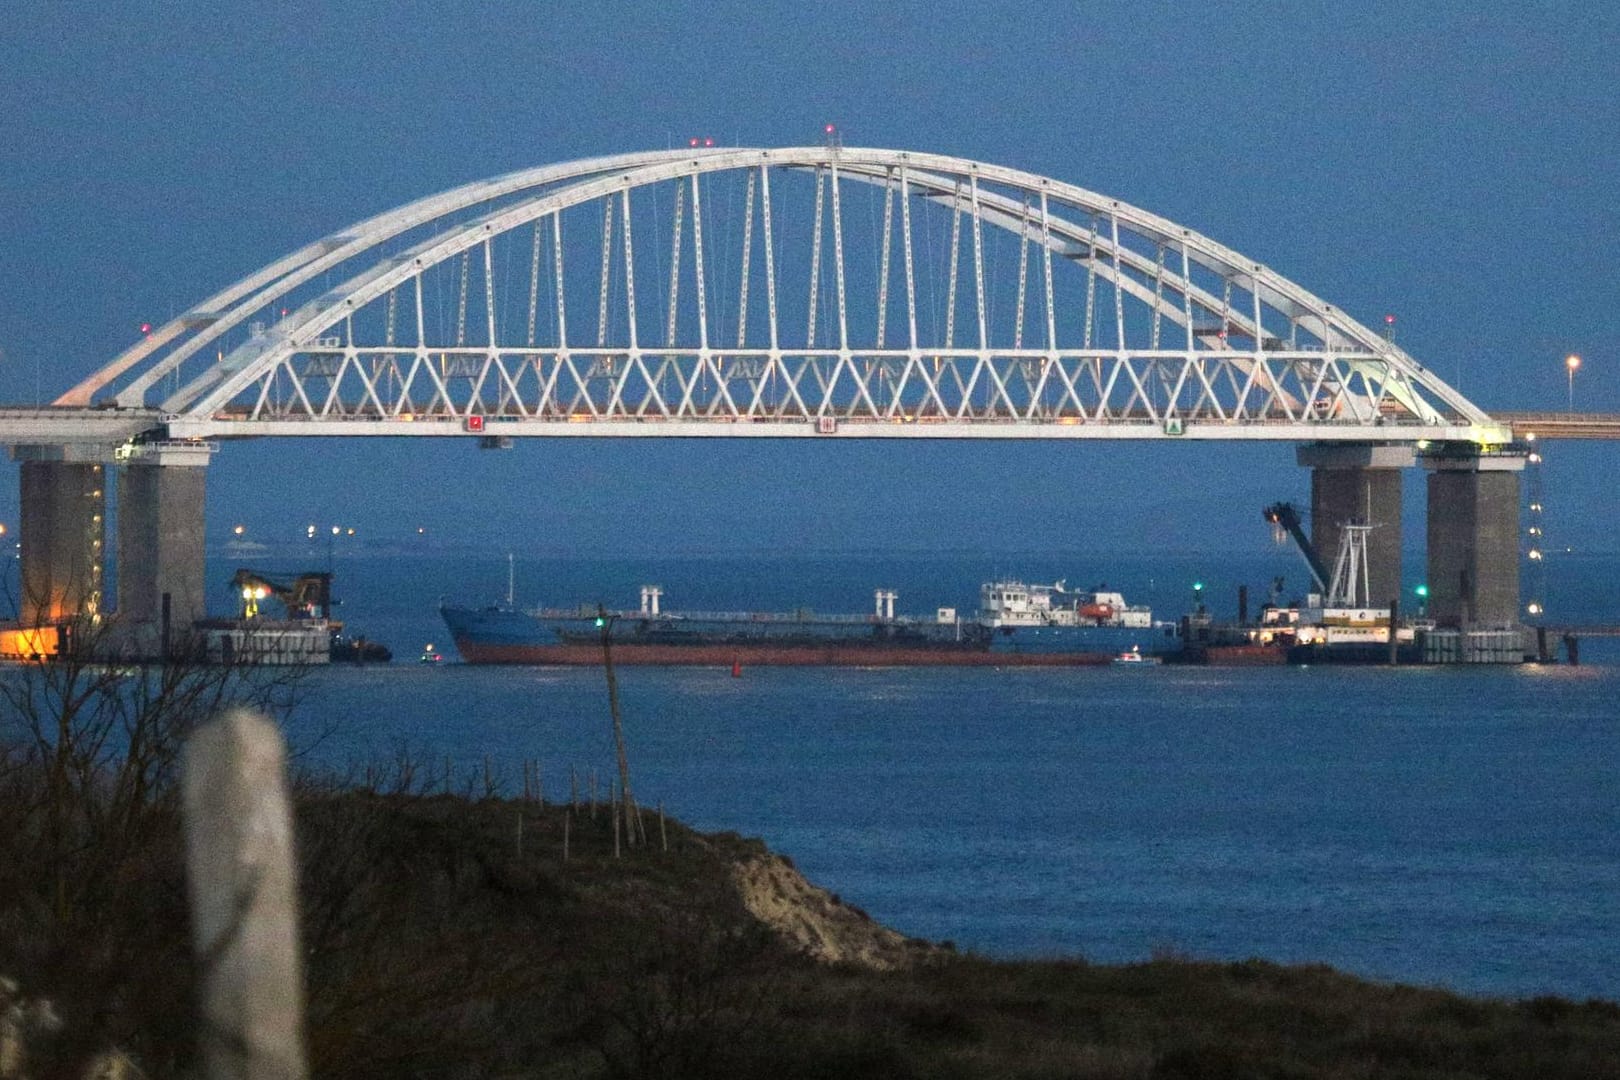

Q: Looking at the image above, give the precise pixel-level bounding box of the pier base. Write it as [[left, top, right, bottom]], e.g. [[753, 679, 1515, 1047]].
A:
[[14, 450, 106, 623], [1297, 444, 1412, 604], [117, 444, 213, 631], [1423, 448, 1524, 629]]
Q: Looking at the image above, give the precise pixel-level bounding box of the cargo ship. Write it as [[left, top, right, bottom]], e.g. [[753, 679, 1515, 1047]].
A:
[[440, 579, 1181, 666]]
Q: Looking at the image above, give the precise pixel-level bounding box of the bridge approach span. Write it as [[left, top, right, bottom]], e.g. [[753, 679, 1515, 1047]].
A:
[[1493, 412, 1620, 441]]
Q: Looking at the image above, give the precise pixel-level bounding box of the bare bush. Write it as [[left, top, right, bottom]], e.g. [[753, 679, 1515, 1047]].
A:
[[0, 617, 307, 1074]]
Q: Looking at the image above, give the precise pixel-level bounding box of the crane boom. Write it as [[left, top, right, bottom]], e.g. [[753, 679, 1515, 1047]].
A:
[[1262, 503, 1331, 595], [231, 568, 332, 620]]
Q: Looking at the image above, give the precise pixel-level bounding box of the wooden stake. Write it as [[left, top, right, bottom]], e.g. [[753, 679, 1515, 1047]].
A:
[[1388, 597, 1400, 666], [599, 604, 640, 852]]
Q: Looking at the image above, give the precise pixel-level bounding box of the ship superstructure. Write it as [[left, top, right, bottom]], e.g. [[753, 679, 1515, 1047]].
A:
[[978, 580, 1154, 629]]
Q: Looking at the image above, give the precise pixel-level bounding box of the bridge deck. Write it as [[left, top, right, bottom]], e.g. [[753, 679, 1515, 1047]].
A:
[[0, 405, 1611, 446], [1492, 412, 1620, 440], [0, 407, 163, 445]]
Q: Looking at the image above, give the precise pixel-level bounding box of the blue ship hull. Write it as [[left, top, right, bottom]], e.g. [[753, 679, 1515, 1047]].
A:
[[986, 623, 1183, 656], [441, 604, 1184, 666]]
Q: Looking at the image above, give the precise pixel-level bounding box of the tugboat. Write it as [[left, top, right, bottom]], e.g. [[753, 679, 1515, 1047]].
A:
[[419, 643, 444, 664], [330, 632, 393, 664], [1111, 644, 1160, 666]]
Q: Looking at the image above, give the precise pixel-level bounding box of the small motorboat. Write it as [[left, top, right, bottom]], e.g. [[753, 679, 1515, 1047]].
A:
[[419, 643, 444, 664], [1111, 645, 1160, 666]]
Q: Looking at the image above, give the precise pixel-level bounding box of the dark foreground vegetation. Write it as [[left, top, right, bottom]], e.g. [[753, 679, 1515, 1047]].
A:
[[3, 645, 1619, 1077], [2, 783, 1619, 1079]]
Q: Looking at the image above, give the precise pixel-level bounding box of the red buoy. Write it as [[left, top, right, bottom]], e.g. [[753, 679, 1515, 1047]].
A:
[[731, 658, 742, 678]]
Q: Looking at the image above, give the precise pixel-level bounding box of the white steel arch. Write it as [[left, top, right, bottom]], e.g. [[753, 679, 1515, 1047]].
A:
[[60, 148, 720, 409], [72, 147, 1509, 444]]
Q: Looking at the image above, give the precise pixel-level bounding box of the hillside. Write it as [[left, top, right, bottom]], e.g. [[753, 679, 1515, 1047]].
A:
[[4, 790, 1620, 1078]]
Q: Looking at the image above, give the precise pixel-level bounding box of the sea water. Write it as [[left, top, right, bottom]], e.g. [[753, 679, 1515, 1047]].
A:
[[242, 548, 1619, 1000]]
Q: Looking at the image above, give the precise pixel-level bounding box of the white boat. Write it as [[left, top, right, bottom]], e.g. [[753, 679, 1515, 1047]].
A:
[[1111, 645, 1160, 666]]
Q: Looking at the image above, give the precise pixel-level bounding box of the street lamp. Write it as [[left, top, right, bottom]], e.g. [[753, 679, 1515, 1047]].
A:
[[1565, 353, 1581, 412]]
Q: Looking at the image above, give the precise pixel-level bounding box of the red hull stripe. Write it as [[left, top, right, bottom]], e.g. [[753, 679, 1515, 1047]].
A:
[[451, 641, 1115, 666]]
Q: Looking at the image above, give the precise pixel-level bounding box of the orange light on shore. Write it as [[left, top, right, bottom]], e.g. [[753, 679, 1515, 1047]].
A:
[[0, 626, 59, 658]]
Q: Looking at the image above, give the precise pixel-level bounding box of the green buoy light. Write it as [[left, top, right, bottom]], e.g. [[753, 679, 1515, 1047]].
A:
[[1415, 585, 1429, 598], [594, 616, 606, 628]]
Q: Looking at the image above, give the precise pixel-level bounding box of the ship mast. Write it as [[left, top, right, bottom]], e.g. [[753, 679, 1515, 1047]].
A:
[[1327, 525, 1375, 608], [506, 552, 515, 608]]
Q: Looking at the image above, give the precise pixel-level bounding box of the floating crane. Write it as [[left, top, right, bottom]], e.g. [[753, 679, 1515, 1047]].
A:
[[231, 568, 332, 620], [228, 568, 390, 662], [1265, 503, 1380, 608]]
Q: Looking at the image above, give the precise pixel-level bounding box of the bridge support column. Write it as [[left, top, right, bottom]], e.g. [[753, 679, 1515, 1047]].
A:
[[1423, 448, 1524, 628], [1296, 443, 1413, 604], [117, 443, 213, 631], [13, 448, 107, 623]]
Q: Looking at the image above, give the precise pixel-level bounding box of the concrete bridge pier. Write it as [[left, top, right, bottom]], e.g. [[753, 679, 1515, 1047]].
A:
[[1422, 447, 1525, 628], [13, 447, 107, 623], [1296, 443, 1414, 604], [116, 443, 213, 635]]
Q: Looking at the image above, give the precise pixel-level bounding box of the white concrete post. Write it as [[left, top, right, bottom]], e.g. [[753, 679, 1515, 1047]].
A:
[[182, 709, 307, 1080]]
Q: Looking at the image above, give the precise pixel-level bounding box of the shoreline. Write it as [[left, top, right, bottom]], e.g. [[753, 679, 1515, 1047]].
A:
[[5, 787, 1618, 1077]]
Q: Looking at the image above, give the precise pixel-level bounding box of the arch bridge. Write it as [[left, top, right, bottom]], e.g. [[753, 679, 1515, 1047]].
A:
[[64, 146, 1506, 444], [12, 147, 1525, 644]]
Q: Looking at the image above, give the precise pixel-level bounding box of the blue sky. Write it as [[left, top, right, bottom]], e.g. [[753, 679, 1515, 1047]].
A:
[[1, 1, 1616, 555]]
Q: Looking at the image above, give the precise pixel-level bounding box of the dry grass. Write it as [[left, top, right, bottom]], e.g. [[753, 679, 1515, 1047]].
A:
[[2, 765, 1618, 1078]]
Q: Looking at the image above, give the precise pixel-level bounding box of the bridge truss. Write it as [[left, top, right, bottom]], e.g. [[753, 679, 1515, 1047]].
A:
[[64, 147, 1508, 444]]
